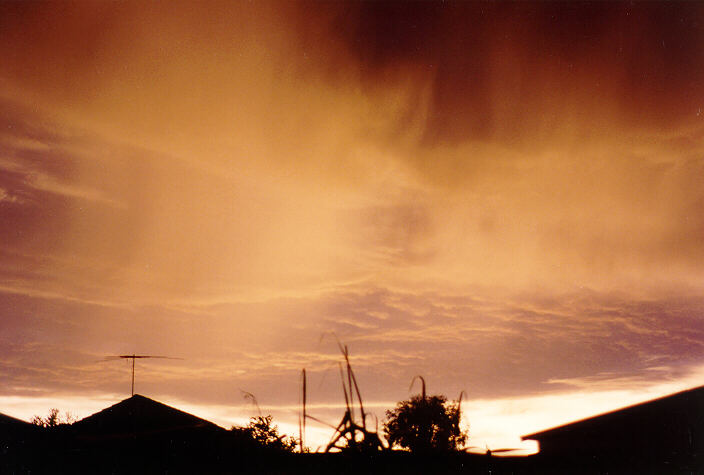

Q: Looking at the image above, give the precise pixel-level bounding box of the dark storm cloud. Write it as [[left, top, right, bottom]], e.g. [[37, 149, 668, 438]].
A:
[[298, 2, 704, 144]]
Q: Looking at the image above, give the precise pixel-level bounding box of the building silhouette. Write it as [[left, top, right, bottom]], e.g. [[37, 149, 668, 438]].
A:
[[522, 385, 704, 471], [71, 393, 226, 440]]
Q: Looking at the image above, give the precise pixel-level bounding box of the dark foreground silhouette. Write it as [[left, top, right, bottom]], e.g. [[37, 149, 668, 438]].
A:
[[2, 392, 702, 474], [522, 384, 704, 473]]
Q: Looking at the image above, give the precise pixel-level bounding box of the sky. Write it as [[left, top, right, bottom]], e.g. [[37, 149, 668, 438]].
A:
[[1, 0, 704, 453]]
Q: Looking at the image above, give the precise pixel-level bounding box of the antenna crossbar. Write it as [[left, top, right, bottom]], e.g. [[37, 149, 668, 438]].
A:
[[105, 354, 181, 396]]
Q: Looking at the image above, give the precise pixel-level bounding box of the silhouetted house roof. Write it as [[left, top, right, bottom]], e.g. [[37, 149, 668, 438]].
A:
[[0, 411, 41, 470], [71, 394, 226, 440], [0, 411, 39, 443], [522, 385, 704, 470], [3, 396, 235, 472]]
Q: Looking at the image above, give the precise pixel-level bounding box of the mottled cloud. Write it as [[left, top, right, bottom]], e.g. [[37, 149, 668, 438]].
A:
[[1, 284, 702, 406]]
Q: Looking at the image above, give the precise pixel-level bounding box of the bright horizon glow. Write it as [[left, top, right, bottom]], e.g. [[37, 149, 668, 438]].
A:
[[4, 364, 703, 455]]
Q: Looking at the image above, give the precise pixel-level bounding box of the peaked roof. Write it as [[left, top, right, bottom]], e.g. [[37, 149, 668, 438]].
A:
[[0, 411, 39, 428], [0, 411, 35, 427], [0, 411, 40, 441], [522, 384, 704, 440], [72, 394, 226, 438]]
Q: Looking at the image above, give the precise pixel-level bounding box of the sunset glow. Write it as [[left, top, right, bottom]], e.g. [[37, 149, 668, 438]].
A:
[[1, 1, 703, 453]]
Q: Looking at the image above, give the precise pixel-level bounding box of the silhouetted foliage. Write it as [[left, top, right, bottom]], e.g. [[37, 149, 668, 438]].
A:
[[383, 394, 467, 454], [30, 408, 75, 428], [231, 415, 297, 452]]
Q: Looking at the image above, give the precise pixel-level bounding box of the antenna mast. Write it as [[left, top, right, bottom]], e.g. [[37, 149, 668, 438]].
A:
[[105, 354, 181, 396]]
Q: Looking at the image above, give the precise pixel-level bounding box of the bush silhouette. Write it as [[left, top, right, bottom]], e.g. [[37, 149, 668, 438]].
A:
[[30, 408, 75, 428], [231, 415, 297, 452], [383, 394, 466, 454]]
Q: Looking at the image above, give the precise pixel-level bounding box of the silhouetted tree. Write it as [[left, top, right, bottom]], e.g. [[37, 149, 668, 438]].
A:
[[383, 394, 467, 454], [30, 408, 75, 428], [231, 415, 297, 452]]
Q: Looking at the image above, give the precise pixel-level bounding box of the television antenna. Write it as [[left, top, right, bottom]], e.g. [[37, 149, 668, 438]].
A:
[[104, 354, 182, 396]]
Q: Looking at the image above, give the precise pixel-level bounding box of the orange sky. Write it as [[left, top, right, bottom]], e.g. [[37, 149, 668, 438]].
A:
[[1, 1, 703, 451]]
